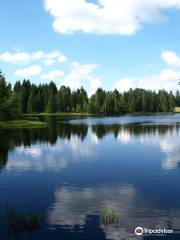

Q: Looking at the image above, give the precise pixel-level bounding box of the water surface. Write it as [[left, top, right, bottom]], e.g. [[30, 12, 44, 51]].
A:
[[0, 114, 180, 239]]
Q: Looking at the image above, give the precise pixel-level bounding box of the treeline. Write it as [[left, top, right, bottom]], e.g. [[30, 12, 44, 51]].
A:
[[0, 71, 180, 120]]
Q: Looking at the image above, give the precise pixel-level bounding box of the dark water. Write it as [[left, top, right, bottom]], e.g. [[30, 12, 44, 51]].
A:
[[0, 114, 180, 240]]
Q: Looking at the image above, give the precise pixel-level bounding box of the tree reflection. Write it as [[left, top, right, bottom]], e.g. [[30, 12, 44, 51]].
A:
[[91, 123, 178, 139], [0, 117, 179, 170]]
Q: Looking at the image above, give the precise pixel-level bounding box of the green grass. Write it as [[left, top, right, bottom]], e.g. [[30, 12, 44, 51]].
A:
[[25, 112, 95, 116], [0, 120, 46, 129], [174, 107, 180, 113], [100, 208, 120, 228]]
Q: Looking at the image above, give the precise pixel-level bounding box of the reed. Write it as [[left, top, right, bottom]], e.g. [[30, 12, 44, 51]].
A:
[[100, 208, 120, 228], [25, 212, 41, 232], [5, 208, 42, 235]]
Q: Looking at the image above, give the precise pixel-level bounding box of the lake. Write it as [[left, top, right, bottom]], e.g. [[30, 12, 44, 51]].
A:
[[0, 114, 180, 239]]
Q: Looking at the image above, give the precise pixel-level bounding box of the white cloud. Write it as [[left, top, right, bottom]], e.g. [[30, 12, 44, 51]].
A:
[[0, 51, 30, 64], [14, 65, 42, 77], [6, 49, 101, 93], [161, 50, 180, 67], [0, 50, 67, 64], [40, 70, 64, 80], [44, 59, 55, 66], [115, 68, 180, 92], [115, 50, 180, 92], [31, 50, 45, 60], [58, 55, 68, 63], [115, 77, 136, 92], [44, 0, 180, 35], [89, 77, 102, 95], [60, 61, 102, 94]]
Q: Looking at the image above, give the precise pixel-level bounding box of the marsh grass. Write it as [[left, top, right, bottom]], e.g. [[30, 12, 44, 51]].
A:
[[100, 208, 120, 228], [6, 208, 25, 234], [5, 207, 42, 236], [0, 120, 46, 129], [25, 212, 41, 232]]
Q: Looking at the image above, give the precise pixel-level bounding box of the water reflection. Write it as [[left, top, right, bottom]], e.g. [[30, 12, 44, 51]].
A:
[[0, 119, 179, 172], [0, 116, 180, 239], [48, 184, 180, 240], [48, 185, 136, 240], [6, 135, 98, 172]]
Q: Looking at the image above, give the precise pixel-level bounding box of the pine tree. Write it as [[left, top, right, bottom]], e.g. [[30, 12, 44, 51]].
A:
[[47, 93, 56, 113]]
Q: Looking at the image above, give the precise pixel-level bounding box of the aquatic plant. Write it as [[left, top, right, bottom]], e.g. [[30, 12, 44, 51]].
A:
[[5, 207, 42, 236], [25, 212, 41, 232], [6, 208, 25, 234], [100, 208, 120, 228]]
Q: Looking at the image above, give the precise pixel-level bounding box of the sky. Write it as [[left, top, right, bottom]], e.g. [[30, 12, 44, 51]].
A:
[[1, 0, 180, 94]]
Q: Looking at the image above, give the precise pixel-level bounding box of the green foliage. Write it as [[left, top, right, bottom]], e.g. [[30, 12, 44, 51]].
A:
[[57, 85, 71, 112], [0, 70, 179, 119], [47, 93, 57, 113], [0, 72, 10, 104], [176, 91, 180, 107], [19, 80, 31, 113], [101, 208, 119, 228]]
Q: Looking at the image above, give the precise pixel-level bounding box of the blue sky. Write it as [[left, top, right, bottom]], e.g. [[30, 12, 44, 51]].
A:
[[1, 0, 180, 94]]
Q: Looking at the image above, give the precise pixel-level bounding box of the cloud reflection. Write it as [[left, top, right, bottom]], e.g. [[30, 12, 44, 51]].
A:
[[48, 184, 180, 240], [6, 135, 98, 172], [138, 126, 180, 170], [48, 185, 136, 240]]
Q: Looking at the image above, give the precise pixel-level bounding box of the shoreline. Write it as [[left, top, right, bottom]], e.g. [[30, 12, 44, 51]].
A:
[[24, 111, 180, 117], [0, 120, 47, 129], [1, 112, 180, 129]]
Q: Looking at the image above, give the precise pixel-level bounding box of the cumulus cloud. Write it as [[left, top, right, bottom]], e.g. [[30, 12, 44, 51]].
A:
[[89, 78, 102, 96], [7, 49, 101, 93], [58, 55, 68, 63], [0, 51, 31, 64], [40, 70, 64, 80], [60, 61, 102, 94], [14, 65, 42, 77], [44, 59, 55, 66], [161, 50, 180, 67], [44, 0, 180, 35], [0, 50, 67, 64], [115, 50, 180, 92], [115, 68, 180, 92], [115, 77, 136, 92]]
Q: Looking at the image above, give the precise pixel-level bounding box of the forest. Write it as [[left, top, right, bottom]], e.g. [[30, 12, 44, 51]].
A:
[[0, 70, 180, 120]]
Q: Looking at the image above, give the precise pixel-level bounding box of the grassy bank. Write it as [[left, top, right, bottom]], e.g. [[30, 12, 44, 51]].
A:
[[174, 107, 180, 113], [25, 112, 96, 117], [0, 120, 46, 129], [25, 111, 180, 117]]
